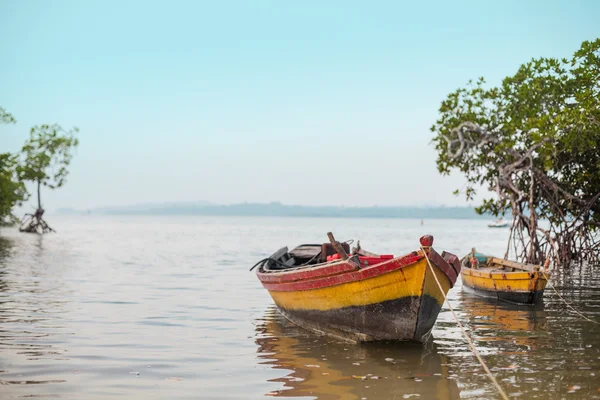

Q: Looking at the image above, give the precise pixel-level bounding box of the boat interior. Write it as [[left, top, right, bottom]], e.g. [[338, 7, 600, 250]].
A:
[[461, 252, 542, 273], [251, 239, 394, 272], [263, 242, 353, 271]]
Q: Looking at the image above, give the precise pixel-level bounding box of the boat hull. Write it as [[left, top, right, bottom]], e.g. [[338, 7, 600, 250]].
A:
[[462, 283, 545, 304], [461, 267, 548, 305], [277, 291, 441, 343], [258, 249, 460, 343]]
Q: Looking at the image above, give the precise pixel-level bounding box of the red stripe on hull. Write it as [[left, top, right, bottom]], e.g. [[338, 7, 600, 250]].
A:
[[259, 253, 423, 292], [257, 262, 358, 284]]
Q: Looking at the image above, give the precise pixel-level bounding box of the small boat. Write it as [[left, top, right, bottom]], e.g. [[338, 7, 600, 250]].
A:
[[252, 233, 461, 343], [460, 250, 549, 305], [488, 219, 509, 228]]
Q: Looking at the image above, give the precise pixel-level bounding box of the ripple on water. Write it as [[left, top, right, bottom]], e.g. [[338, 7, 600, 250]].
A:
[[0, 217, 599, 399]]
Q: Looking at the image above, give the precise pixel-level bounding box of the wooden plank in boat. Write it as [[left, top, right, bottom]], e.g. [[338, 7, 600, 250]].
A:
[[488, 257, 540, 272], [357, 249, 380, 257], [284, 258, 295, 267], [327, 232, 349, 260], [270, 247, 289, 261], [289, 245, 321, 259]]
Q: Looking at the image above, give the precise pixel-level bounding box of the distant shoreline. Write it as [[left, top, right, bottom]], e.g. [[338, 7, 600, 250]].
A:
[[55, 202, 489, 220]]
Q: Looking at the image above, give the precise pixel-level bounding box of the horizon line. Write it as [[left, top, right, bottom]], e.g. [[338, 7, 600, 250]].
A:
[[54, 200, 481, 212]]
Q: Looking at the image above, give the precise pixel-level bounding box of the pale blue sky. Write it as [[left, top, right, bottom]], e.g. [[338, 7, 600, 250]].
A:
[[1, 0, 598, 210]]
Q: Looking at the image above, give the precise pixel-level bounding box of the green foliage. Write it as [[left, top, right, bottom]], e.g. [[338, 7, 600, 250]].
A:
[[0, 153, 28, 226], [431, 39, 600, 226], [0, 109, 79, 226], [0, 107, 27, 226], [0, 107, 16, 124], [17, 124, 79, 208]]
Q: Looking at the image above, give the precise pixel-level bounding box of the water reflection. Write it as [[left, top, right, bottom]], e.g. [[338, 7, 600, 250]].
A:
[[256, 307, 461, 400], [0, 237, 11, 293], [0, 233, 68, 363], [33, 234, 44, 255], [1, 218, 599, 399], [460, 295, 548, 352]]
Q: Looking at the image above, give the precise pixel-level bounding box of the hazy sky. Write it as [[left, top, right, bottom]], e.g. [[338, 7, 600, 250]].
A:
[[1, 0, 598, 211]]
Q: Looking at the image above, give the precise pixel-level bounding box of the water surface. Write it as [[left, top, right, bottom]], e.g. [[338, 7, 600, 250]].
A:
[[0, 216, 598, 399]]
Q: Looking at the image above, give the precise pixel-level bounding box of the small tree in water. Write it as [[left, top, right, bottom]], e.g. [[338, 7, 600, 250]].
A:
[[430, 39, 600, 268], [0, 107, 28, 226], [18, 124, 79, 233]]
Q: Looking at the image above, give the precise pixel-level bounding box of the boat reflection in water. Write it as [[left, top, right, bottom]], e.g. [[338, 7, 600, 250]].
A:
[[459, 293, 548, 352], [255, 307, 461, 400]]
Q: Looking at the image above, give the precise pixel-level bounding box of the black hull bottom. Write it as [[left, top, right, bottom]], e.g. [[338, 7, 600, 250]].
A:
[[463, 284, 544, 305], [277, 295, 442, 343]]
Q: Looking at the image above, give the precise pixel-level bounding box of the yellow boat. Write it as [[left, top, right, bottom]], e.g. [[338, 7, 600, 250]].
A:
[[253, 234, 461, 343], [460, 251, 549, 305]]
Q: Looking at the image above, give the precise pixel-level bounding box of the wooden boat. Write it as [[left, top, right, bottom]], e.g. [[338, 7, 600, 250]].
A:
[[488, 219, 509, 228], [460, 250, 549, 305], [252, 233, 461, 343]]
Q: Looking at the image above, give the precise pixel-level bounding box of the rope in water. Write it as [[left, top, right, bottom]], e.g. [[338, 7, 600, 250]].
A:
[[541, 271, 599, 325], [420, 247, 509, 400]]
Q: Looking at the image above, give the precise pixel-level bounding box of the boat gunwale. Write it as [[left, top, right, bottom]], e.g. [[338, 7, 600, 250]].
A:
[[259, 248, 458, 292], [461, 265, 548, 281], [460, 253, 548, 278], [258, 251, 422, 287], [256, 259, 360, 283]]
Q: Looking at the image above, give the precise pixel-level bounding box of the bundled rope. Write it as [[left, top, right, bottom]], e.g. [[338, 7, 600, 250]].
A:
[[421, 246, 509, 400]]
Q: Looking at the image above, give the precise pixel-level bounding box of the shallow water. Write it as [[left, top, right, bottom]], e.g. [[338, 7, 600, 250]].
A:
[[0, 216, 598, 399]]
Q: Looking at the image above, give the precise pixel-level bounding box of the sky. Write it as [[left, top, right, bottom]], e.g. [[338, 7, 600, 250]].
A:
[[1, 0, 599, 211]]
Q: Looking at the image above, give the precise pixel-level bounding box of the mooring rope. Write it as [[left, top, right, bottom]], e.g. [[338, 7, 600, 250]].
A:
[[541, 271, 599, 325], [421, 247, 510, 400]]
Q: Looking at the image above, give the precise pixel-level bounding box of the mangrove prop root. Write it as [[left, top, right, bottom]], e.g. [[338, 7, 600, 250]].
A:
[[19, 209, 56, 234], [443, 122, 600, 267]]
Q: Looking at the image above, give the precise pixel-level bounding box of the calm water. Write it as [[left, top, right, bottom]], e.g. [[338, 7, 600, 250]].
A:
[[0, 216, 598, 399]]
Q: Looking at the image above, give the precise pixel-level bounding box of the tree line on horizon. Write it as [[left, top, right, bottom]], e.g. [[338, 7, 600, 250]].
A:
[[56, 202, 490, 219]]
